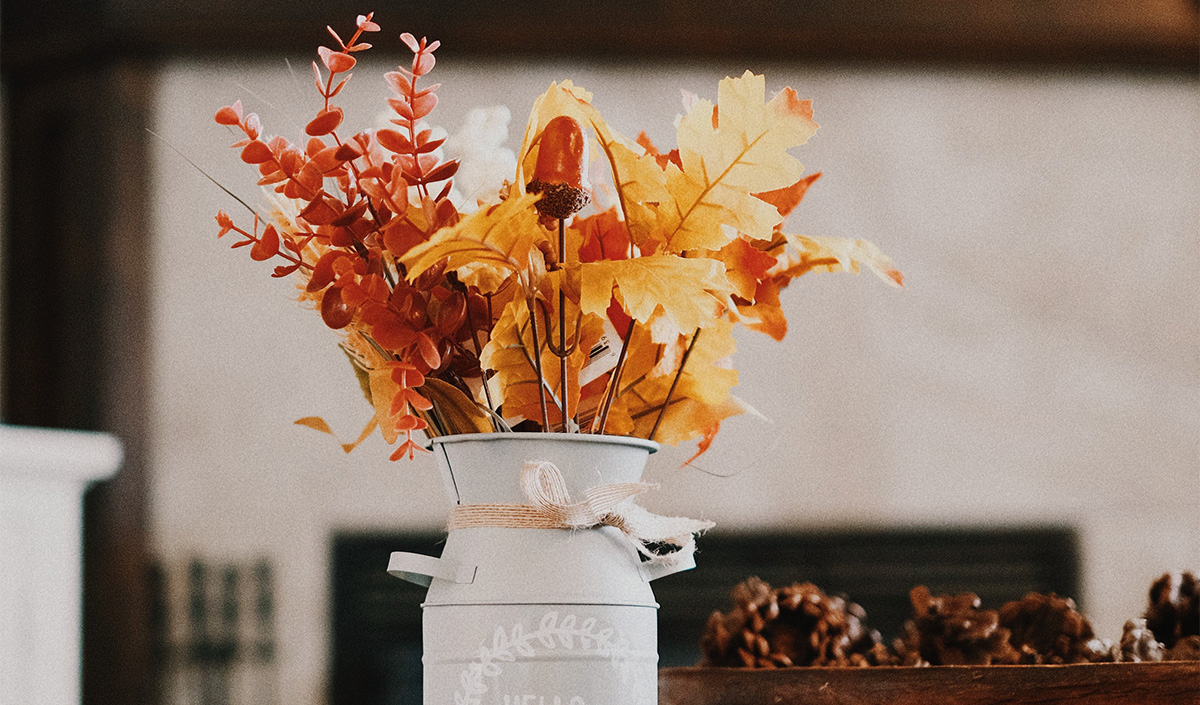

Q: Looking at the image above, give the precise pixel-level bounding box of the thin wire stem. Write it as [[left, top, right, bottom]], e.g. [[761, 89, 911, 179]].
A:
[[526, 296, 552, 431], [557, 218, 569, 432], [594, 318, 636, 435], [649, 328, 701, 441]]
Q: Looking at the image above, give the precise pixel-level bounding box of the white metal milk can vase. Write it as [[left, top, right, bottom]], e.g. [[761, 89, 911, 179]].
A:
[[388, 433, 713, 705]]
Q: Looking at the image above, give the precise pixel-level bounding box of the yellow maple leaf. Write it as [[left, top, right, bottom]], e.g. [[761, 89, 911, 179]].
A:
[[673, 320, 738, 407], [603, 319, 740, 442], [576, 255, 735, 338], [401, 192, 548, 294], [782, 233, 904, 287], [638, 393, 753, 448], [658, 71, 819, 253]]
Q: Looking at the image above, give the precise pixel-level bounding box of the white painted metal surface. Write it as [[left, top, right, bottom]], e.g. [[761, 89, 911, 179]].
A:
[[390, 433, 676, 705]]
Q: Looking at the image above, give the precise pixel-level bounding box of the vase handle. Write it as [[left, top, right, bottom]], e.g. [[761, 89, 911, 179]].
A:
[[640, 550, 697, 582], [387, 552, 477, 587]]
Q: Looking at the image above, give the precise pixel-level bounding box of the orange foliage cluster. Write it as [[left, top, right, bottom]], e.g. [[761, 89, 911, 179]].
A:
[[213, 13, 901, 463]]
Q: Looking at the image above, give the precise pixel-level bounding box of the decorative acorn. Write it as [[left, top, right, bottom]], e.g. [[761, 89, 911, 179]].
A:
[[527, 115, 591, 220]]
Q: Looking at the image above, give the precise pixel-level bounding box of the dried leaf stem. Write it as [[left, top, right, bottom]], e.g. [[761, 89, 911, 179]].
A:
[[525, 295, 552, 431], [649, 328, 701, 441], [594, 318, 636, 435]]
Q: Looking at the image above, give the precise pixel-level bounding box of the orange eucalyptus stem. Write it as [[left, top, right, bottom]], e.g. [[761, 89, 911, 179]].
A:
[[649, 328, 701, 442]]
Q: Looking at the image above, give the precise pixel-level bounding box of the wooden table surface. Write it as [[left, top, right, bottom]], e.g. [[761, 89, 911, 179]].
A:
[[659, 661, 1200, 705]]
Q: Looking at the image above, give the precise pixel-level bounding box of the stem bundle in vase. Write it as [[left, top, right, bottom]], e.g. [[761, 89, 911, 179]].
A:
[[210, 12, 903, 463]]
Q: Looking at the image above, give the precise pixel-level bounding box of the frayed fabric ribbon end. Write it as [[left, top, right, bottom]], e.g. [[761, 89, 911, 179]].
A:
[[447, 460, 714, 567]]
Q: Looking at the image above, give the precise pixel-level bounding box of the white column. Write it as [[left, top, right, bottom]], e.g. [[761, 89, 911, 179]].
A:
[[0, 425, 123, 705]]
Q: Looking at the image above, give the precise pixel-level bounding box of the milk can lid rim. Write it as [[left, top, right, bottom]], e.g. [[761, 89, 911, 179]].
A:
[[429, 431, 659, 454]]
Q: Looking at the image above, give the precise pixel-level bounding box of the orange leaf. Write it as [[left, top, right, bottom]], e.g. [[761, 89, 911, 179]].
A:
[[394, 415, 427, 432], [244, 113, 262, 140], [376, 128, 413, 154], [299, 195, 340, 226], [422, 159, 458, 184], [753, 172, 822, 219], [410, 91, 438, 119], [320, 286, 355, 328], [399, 33, 421, 53], [575, 209, 632, 263], [250, 225, 280, 261], [318, 46, 356, 73], [214, 105, 241, 126], [635, 131, 681, 170], [306, 108, 344, 136], [712, 236, 777, 301], [389, 438, 429, 461], [413, 52, 435, 76], [415, 333, 441, 370], [240, 140, 273, 164], [333, 141, 362, 162], [685, 420, 721, 465], [385, 71, 412, 95], [369, 315, 418, 350], [215, 211, 234, 236], [356, 14, 381, 32], [306, 250, 343, 291]]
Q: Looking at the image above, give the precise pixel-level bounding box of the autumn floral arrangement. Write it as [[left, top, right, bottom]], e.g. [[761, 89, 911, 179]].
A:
[[211, 13, 902, 463]]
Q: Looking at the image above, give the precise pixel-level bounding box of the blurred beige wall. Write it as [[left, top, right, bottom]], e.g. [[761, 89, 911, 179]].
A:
[[150, 57, 1199, 704]]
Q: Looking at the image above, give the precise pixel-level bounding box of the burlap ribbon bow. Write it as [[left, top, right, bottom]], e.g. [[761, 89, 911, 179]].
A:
[[447, 461, 715, 567]]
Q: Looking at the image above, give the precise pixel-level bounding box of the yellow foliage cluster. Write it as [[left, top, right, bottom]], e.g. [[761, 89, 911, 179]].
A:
[[399, 71, 901, 459]]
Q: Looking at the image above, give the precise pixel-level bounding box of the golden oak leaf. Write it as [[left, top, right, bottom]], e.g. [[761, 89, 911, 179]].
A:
[[576, 255, 735, 338], [658, 72, 819, 252], [782, 233, 904, 287], [401, 192, 547, 294]]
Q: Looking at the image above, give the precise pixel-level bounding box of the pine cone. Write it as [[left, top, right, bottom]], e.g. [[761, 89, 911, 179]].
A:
[[1165, 634, 1200, 661], [894, 586, 1018, 666], [1144, 571, 1199, 649], [999, 592, 1096, 664], [700, 577, 889, 668], [1081, 637, 1119, 663], [1119, 618, 1164, 662]]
